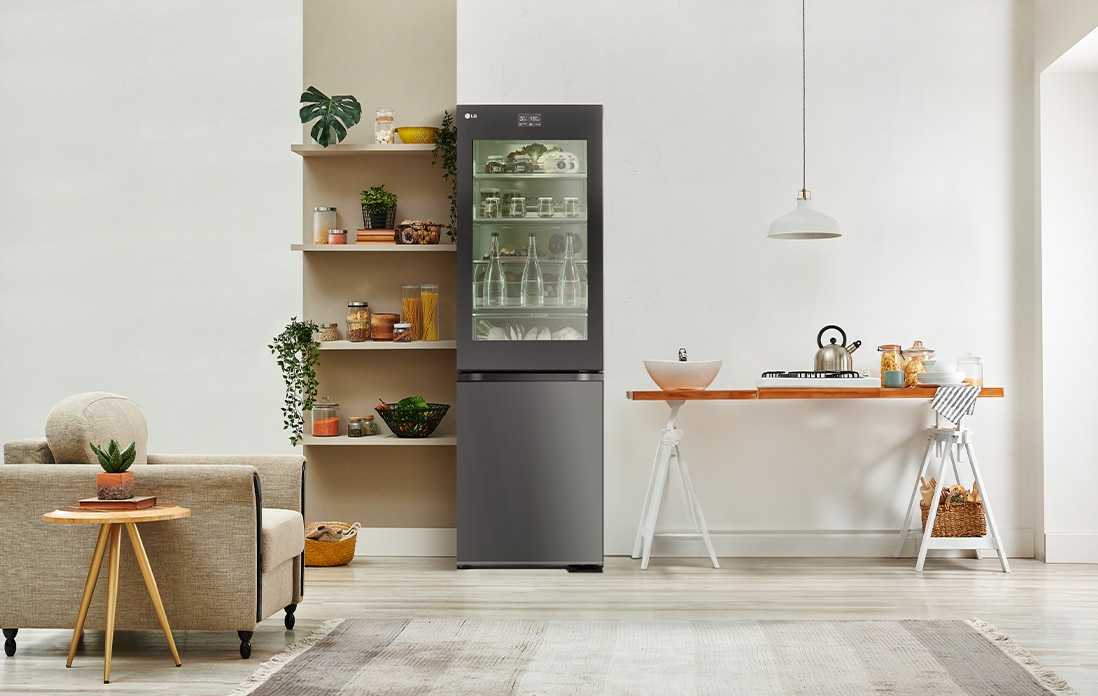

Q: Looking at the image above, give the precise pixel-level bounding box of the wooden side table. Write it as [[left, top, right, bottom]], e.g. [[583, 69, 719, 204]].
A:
[[43, 503, 191, 684]]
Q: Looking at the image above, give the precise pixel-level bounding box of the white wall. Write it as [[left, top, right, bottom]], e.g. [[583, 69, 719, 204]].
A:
[[459, 0, 1043, 557], [1040, 70, 1098, 563], [0, 0, 302, 454]]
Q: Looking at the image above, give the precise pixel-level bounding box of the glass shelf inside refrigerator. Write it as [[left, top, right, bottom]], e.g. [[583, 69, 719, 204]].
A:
[[473, 316, 587, 341]]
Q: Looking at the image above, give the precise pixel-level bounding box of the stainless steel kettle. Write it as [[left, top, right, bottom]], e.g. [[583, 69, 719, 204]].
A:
[[814, 325, 862, 371]]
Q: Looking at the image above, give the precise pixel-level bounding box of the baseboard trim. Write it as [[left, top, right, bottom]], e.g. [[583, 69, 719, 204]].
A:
[[356, 527, 456, 557], [1043, 533, 1098, 563], [353, 528, 1036, 559]]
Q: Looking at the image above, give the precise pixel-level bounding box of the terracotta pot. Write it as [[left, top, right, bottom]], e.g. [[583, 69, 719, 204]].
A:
[[96, 471, 135, 500]]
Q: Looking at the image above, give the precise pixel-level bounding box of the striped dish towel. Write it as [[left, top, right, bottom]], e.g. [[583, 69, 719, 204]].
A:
[[930, 385, 982, 423]]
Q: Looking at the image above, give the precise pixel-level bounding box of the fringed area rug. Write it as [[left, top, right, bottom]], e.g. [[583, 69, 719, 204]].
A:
[[230, 618, 1075, 695]]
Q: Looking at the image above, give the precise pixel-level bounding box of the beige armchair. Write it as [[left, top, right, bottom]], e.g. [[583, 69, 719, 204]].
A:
[[0, 392, 305, 659]]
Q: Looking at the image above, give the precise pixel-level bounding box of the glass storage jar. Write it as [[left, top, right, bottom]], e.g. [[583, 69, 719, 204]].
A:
[[957, 353, 984, 387], [347, 301, 371, 342], [327, 229, 347, 245], [878, 344, 903, 386], [318, 323, 339, 342], [903, 340, 935, 387], [484, 155, 506, 174], [313, 207, 336, 244], [420, 284, 439, 341], [393, 322, 413, 342], [312, 397, 340, 437], [362, 414, 379, 436], [375, 107, 394, 143], [511, 154, 533, 173], [401, 284, 421, 340], [347, 416, 364, 437]]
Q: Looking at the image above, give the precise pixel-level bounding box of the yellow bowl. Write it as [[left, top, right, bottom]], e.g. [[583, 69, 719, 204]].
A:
[[395, 127, 438, 144]]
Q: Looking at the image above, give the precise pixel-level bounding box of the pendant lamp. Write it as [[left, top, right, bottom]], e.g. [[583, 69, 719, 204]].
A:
[[768, 0, 840, 240]]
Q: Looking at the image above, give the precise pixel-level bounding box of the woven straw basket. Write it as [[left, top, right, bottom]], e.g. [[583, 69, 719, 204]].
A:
[[304, 521, 359, 567], [920, 500, 986, 537]]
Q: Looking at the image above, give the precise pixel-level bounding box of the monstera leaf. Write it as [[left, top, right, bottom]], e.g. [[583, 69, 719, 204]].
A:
[[299, 86, 362, 147]]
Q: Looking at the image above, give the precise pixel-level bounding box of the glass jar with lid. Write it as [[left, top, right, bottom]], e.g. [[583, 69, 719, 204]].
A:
[[311, 396, 340, 437], [347, 416, 365, 437], [484, 155, 506, 174], [362, 414, 379, 436], [347, 301, 371, 342], [902, 340, 935, 387], [878, 344, 903, 386], [318, 323, 339, 342], [511, 154, 533, 173], [313, 207, 336, 244], [957, 353, 984, 387], [375, 107, 394, 143]]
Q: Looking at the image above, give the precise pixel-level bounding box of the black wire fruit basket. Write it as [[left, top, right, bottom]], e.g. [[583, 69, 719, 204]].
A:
[[375, 403, 450, 438]]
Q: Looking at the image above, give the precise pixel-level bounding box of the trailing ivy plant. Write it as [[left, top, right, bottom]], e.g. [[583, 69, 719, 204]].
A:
[[299, 86, 362, 147], [269, 317, 321, 445], [431, 110, 457, 241]]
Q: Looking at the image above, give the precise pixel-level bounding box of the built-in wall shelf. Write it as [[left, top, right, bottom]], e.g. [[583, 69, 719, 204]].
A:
[[291, 243, 456, 252], [291, 143, 434, 157], [300, 434, 457, 446], [320, 340, 456, 351]]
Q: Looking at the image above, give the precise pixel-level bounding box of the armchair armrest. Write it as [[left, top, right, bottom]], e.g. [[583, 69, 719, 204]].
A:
[[0, 464, 263, 632], [3, 438, 55, 464], [146, 454, 305, 513]]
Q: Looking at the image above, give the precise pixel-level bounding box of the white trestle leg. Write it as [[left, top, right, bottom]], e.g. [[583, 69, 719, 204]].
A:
[[632, 400, 719, 570]]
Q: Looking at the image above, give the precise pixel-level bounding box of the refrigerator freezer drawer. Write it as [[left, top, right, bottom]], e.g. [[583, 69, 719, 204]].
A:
[[457, 377, 603, 569]]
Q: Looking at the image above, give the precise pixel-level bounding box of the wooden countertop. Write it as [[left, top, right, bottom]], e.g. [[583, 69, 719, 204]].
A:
[[626, 387, 1004, 401]]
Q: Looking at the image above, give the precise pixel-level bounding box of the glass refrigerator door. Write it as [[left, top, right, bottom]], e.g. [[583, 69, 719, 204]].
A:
[[470, 139, 589, 343]]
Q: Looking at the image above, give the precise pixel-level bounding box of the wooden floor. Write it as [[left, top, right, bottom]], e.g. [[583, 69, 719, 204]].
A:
[[2, 556, 1096, 694]]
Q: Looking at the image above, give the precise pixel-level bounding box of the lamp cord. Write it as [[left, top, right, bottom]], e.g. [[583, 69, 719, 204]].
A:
[[801, 0, 807, 194]]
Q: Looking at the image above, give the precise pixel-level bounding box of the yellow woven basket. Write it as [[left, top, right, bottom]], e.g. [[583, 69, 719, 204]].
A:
[[304, 521, 359, 567], [920, 501, 986, 537]]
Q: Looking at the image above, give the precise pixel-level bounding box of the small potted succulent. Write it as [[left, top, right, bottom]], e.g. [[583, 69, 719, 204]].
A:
[[91, 439, 137, 500], [360, 184, 398, 229]]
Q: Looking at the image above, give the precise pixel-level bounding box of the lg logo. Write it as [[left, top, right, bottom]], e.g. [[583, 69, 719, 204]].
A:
[[464, 113, 478, 119]]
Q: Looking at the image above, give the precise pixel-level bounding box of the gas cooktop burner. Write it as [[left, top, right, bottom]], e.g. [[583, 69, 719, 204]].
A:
[[761, 370, 862, 379]]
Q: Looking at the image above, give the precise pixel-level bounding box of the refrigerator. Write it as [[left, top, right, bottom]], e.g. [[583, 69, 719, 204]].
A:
[[456, 104, 603, 571]]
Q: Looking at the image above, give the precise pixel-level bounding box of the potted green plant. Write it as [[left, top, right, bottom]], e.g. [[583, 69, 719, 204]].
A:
[[431, 110, 457, 241], [360, 184, 399, 229], [270, 317, 321, 445], [299, 86, 362, 148], [91, 439, 136, 500]]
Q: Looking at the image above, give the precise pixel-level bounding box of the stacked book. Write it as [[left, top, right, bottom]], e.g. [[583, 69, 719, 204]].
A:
[[356, 229, 396, 244]]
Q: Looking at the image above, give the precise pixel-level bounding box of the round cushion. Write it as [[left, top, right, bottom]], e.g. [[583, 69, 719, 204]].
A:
[[44, 392, 148, 466]]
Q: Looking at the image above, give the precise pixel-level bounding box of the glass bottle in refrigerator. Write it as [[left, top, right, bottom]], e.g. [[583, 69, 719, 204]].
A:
[[520, 231, 544, 307], [483, 232, 506, 307], [560, 233, 581, 307]]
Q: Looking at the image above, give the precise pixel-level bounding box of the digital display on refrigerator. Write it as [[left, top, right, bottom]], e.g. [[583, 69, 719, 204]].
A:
[[471, 139, 590, 343]]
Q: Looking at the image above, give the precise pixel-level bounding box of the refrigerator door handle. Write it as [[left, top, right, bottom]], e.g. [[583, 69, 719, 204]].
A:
[[457, 372, 604, 383]]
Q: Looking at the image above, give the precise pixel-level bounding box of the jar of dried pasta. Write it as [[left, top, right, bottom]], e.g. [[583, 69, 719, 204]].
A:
[[347, 301, 371, 342], [902, 340, 935, 387], [878, 344, 902, 387]]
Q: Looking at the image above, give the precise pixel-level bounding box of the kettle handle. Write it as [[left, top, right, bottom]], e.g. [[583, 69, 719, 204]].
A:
[[817, 324, 847, 349]]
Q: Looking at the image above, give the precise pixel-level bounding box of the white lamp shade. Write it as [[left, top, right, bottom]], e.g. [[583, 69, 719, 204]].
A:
[[768, 197, 841, 240]]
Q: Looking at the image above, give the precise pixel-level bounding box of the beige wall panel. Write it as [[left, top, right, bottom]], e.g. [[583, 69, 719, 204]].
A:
[[303, 0, 457, 144]]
